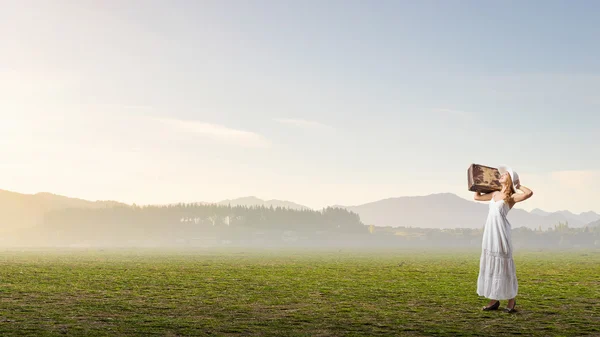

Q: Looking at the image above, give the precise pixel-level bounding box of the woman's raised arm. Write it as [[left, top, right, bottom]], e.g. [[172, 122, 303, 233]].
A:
[[513, 185, 533, 203]]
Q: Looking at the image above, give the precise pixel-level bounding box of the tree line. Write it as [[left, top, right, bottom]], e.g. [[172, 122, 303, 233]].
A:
[[6, 204, 596, 248], [40, 203, 366, 239]]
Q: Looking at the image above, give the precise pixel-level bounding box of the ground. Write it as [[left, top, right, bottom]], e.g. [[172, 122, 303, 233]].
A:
[[0, 248, 598, 336]]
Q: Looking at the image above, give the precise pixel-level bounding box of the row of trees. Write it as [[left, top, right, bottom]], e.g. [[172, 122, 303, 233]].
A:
[[5, 205, 592, 248], [43, 204, 367, 233]]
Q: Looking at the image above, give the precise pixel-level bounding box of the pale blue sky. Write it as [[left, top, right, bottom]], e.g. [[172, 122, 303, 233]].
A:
[[1, 1, 599, 212]]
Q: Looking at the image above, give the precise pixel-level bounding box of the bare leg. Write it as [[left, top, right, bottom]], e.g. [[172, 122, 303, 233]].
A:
[[506, 298, 516, 309]]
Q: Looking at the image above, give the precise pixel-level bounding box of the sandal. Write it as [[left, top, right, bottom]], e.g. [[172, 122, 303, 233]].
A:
[[482, 300, 500, 311], [504, 300, 517, 313]]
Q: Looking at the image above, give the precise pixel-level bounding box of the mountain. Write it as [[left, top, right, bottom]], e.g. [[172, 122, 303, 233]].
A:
[[530, 208, 599, 225], [0, 191, 307, 232], [217, 196, 310, 210], [587, 219, 600, 228], [530, 208, 551, 216], [1, 188, 596, 231], [570, 211, 600, 225], [0, 189, 126, 231], [338, 193, 589, 230]]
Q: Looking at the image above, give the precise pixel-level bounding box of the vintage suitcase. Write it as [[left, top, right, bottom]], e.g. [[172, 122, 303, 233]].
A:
[[467, 164, 502, 193]]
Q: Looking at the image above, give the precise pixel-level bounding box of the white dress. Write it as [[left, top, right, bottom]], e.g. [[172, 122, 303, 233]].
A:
[[476, 193, 518, 300]]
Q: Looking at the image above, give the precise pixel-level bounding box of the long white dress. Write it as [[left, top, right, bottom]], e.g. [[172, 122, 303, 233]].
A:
[[476, 193, 518, 300]]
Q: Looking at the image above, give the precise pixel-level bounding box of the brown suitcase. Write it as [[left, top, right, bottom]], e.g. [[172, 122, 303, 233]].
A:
[[467, 164, 502, 193]]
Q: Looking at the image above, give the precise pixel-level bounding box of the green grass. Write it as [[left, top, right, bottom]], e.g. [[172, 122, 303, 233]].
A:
[[0, 248, 598, 336]]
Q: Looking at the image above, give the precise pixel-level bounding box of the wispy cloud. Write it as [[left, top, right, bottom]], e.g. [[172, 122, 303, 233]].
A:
[[154, 118, 270, 148], [275, 118, 334, 130]]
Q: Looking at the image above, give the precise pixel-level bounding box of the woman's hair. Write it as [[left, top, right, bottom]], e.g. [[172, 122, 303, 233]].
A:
[[502, 173, 515, 203]]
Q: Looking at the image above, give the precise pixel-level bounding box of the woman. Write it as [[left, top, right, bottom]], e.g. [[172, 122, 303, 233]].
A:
[[473, 165, 533, 313]]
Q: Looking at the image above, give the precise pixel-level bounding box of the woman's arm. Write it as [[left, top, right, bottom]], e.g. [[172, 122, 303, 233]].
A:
[[513, 185, 533, 203], [474, 191, 494, 201]]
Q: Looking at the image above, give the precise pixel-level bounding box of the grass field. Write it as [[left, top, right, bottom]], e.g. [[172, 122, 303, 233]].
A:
[[0, 248, 598, 336]]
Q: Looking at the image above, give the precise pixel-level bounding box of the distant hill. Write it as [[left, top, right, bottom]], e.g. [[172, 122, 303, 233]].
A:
[[338, 193, 593, 230], [1, 189, 597, 231], [217, 196, 310, 210], [0, 191, 309, 232], [530, 208, 551, 216], [563, 210, 600, 225], [587, 219, 600, 228], [0, 189, 126, 231], [530, 208, 599, 225]]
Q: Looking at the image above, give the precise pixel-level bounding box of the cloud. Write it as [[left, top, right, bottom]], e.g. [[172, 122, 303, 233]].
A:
[[275, 118, 334, 130], [154, 118, 270, 148]]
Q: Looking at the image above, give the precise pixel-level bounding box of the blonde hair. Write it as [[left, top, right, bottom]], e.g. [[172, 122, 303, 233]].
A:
[[502, 173, 515, 204]]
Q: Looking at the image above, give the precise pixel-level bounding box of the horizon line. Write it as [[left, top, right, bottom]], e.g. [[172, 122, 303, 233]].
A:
[[1, 188, 597, 215]]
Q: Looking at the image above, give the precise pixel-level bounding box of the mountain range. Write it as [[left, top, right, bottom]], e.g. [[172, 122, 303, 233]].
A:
[[338, 193, 599, 230], [0, 189, 598, 230], [0, 189, 125, 232], [587, 219, 600, 228]]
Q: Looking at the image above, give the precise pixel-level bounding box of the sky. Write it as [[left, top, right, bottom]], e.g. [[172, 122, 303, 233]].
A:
[[1, 0, 599, 213]]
